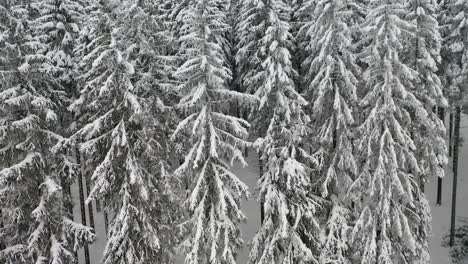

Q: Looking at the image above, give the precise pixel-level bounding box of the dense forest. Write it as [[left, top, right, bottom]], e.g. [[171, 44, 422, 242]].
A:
[[0, 0, 467, 263]]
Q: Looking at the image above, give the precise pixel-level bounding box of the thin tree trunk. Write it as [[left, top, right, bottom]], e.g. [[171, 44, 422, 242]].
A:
[[0, 209, 3, 250], [436, 177, 442, 205], [449, 110, 454, 157], [0, 159, 9, 250], [76, 145, 91, 264], [104, 211, 109, 237], [450, 106, 461, 247], [259, 151, 264, 224]]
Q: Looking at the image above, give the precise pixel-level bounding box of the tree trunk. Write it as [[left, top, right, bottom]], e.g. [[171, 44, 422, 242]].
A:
[[449, 110, 454, 157], [259, 151, 264, 224], [0, 210, 3, 250], [104, 211, 109, 238], [76, 145, 91, 264], [0, 159, 10, 250], [436, 177, 442, 205], [450, 106, 461, 247]]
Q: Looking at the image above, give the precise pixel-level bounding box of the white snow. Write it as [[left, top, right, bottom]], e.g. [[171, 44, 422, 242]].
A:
[[72, 115, 468, 264], [426, 113, 468, 264]]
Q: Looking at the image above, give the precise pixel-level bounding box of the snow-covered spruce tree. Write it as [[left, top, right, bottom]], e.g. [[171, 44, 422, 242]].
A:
[[56, 1, 178, 263], [439, 0, 468, 104], [236, 0, 268, 97], [0, 3, 9, 70], [32, 0, 85, 218], [225, 0, 243, 117], [406, 0, 446, 109], [348, 0, 440, 263], [296, 0, 361, 263], [404, 0, 448, 260], [237, 1, 322, 263], [32, 0, 82, 90], [0, 1, 94, 263], [171, 0, 252, 263], [405, 0, 447, 180]]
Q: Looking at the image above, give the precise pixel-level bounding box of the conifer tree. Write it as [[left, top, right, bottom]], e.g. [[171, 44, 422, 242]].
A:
[[171, 0, 252, 263], [404, 0, 448, 259], [237, 0, 322, 263], [439, 0, 468, 104], [236, 0, 267, 97], [439, 0, 468, 249], [406, 0, 447, 181], [0, 1, 95, 263], [33, 0, 86, 222], [33, 0, 82, 89], [349, 0, 440, 262], [439, 0, 468, 159], [296, 0, 361, 263], [55, 1, 178, 263]]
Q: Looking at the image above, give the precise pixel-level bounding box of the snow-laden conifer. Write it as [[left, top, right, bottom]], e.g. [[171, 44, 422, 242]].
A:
[[54, 1, 178, 263], [32, 0, 82, 87], [296, 0, 361, 262], [439, 0, 468, 102], [171, 0, 253, 263], [32, 0, 86, 218], [349, 0, 440, 262], [406, 0, 447, 178], [0, 1, 95, 263], [237, 1, 322, 263], [404, 1, 448, 259]]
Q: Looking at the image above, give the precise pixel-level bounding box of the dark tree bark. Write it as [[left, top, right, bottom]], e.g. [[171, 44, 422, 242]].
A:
[[436, 177, 442, 206], [76, 145, 90, 264], [449, 110, 454, 157], [436, 177, 442, 205], [0, 210, 3, 250], [259, 151, 264, 224], [104, 211, 110, 238], [450, 106, 461, 247]]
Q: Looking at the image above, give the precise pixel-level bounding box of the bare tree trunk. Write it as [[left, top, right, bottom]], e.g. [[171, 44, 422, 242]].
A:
[[0, 159, 10, 250], [0, 209, 3, 250], [259, 151, 264, 224], [76, 145, 91, 264], [104, 211, 109, 237], [436, 177, 442, 205], [437, 113, 443, 204], [450, 106, 461, 247], [449, 110, 454, 157]]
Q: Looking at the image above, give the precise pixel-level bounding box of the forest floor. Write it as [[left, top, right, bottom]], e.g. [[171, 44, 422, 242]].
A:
[[74, 115, 468, 264], [425, 113, 468, 264]]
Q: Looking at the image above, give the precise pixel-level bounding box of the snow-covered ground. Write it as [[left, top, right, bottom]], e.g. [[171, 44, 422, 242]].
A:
[[71, 180, 106, 264], [73, 116, 468, 264], [426, 114, 468, 264], [233, 150, 261, 263]]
